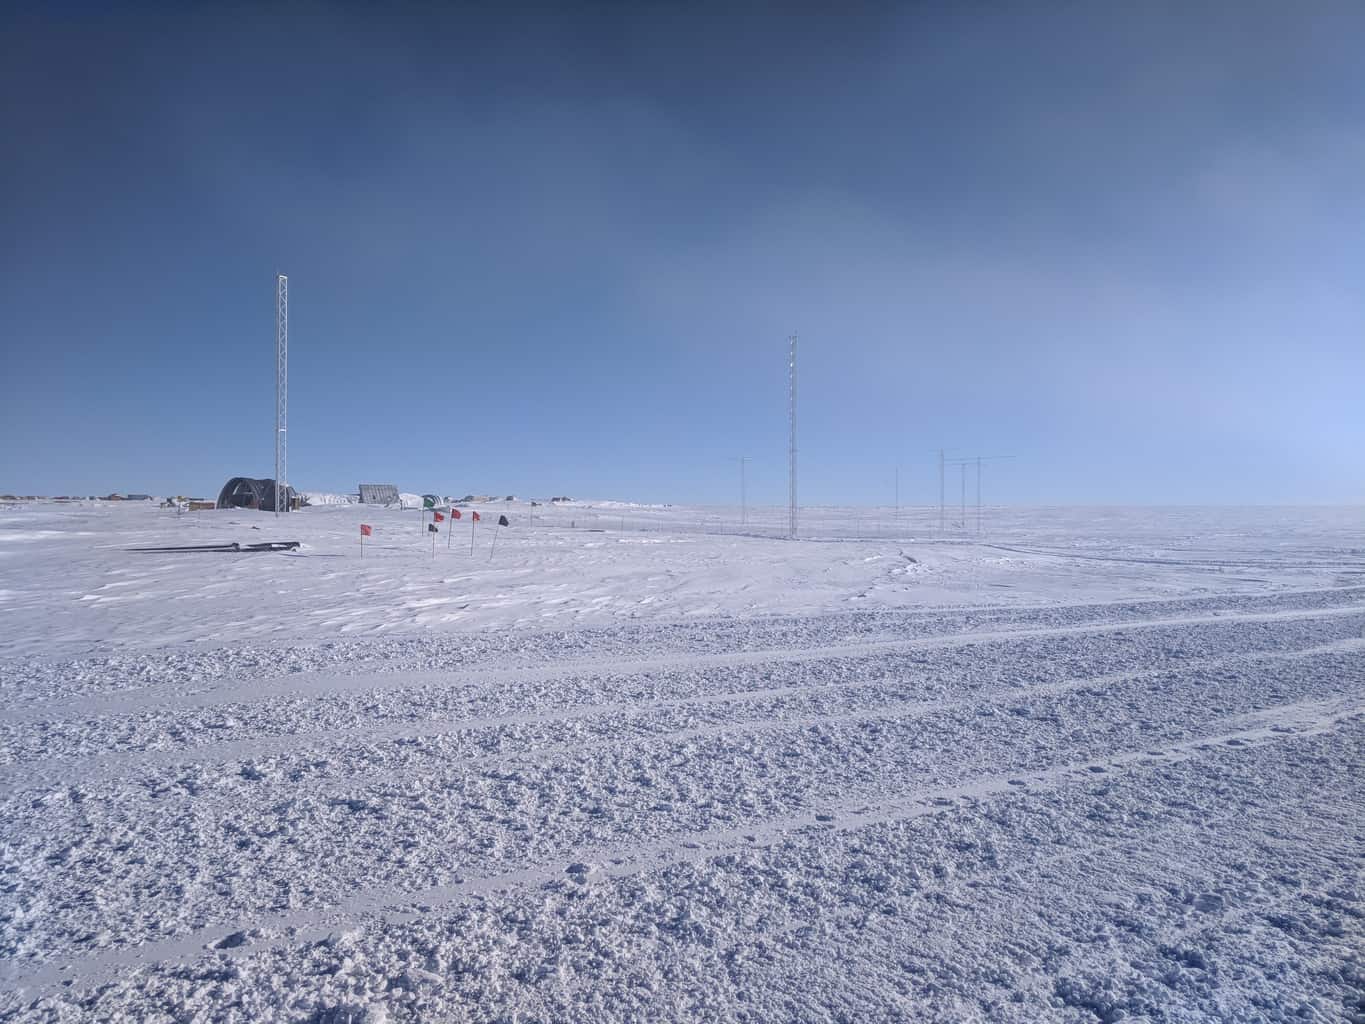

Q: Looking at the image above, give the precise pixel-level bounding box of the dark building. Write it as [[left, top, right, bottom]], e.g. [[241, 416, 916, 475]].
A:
[[216, 478, 297, 511]]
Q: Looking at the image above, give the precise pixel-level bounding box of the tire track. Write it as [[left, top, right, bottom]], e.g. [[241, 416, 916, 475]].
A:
[[5, 696, 1358, 1001], [5, 601, 1361, 725], [983, 543, 1365, 571], [6, 635, 1361, 793], [547, 775, 1363, 1012]]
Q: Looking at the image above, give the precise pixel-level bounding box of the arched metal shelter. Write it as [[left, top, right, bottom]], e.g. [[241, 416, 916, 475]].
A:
[[216, 478, 296, 511]]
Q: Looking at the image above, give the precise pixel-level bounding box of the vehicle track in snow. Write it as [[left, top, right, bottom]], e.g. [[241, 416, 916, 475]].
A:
[[3, 631, 1360, 791], [2, 588, 1363, 1020], [3, 642, 1361, 978], [2, 602, 1361, 772], [2, 699, 1359, 1010], [4, 583, 1362, 709]]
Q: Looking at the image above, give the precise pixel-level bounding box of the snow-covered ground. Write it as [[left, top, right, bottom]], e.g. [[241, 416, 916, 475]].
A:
[[0, 501, 1362, 1021]]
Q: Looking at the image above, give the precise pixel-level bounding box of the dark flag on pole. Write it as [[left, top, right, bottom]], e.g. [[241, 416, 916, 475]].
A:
[[427, 523, 439, 533], [489, 513, 510, 561]]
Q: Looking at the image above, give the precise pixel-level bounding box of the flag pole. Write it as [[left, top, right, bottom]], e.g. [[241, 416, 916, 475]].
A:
[[470, 514, 476, 555], [447, 512, 453, 549], [488, 521, 499, 562]]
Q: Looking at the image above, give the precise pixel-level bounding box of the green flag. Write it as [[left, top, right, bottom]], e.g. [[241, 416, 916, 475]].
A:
[[423, 495, 435, 509]]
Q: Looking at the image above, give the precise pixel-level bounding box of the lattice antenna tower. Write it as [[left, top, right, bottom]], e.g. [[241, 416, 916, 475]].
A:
[[788, 333, 798, 538], [739, 456, 750, 525], [275, 274, 288, 516], [945, 454, 1015, 533]]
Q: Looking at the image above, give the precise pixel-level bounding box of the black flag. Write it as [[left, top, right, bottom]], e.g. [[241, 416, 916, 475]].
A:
[[427, 523, 439, 533], [498, 514, 510, 527]]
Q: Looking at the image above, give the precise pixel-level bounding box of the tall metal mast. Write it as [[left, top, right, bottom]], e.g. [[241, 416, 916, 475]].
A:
[[788, 334, 798, 538], [740, 456, 749, 526], [944, 454, 1015, 535], [938, 448, 945, 532], [275, 274, 288, 516], [959, 463, 966, 529]]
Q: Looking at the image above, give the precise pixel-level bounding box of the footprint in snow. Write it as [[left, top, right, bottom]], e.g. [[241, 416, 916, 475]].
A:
[[215, 931, 249, 950], [566, 862, 597, 883]]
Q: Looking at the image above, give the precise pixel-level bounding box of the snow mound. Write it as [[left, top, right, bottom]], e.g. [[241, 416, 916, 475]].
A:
[[301, 492, 354, 506]]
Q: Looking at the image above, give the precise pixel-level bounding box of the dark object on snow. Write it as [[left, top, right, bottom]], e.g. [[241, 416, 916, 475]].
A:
[[132, 542, 241, 552], [498, 514, 510, 527], [216, 478, 297, 512], [427, 523, 439, 533], [129, 541, 301, 553], [358, 484, 400, 505]]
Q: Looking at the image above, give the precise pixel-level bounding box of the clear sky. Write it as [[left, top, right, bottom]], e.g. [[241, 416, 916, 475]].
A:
[[3, 4, 1362, 504]]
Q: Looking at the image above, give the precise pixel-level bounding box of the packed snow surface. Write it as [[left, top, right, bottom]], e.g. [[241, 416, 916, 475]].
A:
[[0, 500, 1362, 1021]]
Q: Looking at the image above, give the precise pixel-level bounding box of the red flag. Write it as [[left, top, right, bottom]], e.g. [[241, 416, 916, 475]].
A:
[[451, 509, 462, 520], [433, 511, 445, 522], [472, 511, 481, 522], [360, 524, 373, 537]]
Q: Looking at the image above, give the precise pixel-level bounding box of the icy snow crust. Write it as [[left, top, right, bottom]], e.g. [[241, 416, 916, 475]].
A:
[[0, 502, 1362, 1021]]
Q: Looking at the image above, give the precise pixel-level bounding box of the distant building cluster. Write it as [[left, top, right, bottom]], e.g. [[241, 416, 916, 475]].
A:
[[0, 493, 159, 502]]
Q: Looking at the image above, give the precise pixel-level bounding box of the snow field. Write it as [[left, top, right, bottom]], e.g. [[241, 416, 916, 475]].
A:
[[0, 503, 1362, 1020]]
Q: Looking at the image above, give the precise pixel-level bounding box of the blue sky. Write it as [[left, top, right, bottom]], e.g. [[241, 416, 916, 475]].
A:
[[3, 4, 1362, 504]]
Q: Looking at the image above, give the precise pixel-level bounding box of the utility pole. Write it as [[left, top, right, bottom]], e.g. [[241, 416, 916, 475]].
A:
[[938, 448, 945, 532], [944, 454, 1015, 535], [788, 334, 798, 539], [740, 456, 749, 526], [275, 274, 288, 516], [959, 463, 966, 530], [976, 456, 982, 534]]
